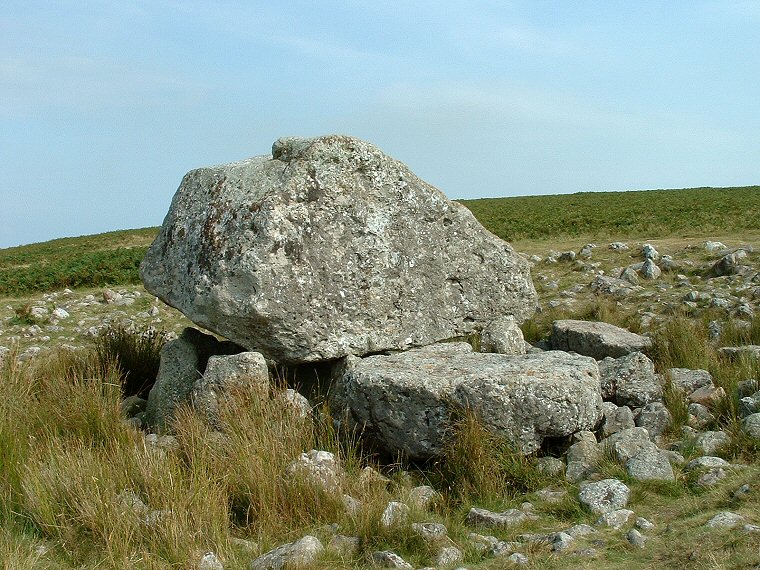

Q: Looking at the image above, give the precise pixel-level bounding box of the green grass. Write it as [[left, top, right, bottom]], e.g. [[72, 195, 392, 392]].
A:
[[459, 186, 760, 242], [0, 228, 157, 296], [3, 186, 760, 296]]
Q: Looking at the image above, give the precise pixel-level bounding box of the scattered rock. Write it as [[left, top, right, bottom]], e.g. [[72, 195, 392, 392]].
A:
[[371, 550, 414, 569], [596, 509, 634, 529], [465, 507, 535, 528], [327, 535, 360, 557], [287, 450, 343, 492], [435, 546, 463, 566], [626, 449, 675, 481], [668, 368, 714, 394], [192, 351, 269, 427], [551, 320, 652, 360], [602, 403, 635, 437], [411, 522, 448, 541], [408, 485, 440, 510], [705, 512, 745, 529], [380, 501, 410, 527], [635, 402, 671, 439], [599, 352, 662, 407], [694, 431, 730, 455], [198, 552, 224, 570], [479, 315, 526, 355], [743, 413, 760, 438], [578, 479, 631, 514], [249, 536, 323, 570], [626, 529, 647, 549]]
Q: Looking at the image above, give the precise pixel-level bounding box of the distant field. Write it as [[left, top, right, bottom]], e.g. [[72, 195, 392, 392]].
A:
[[1, 186, 758, 296], [0, 228, 156, 297], [460, 186, 760, 242]]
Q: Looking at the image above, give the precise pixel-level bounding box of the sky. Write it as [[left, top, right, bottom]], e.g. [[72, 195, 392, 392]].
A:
[[1, 1, 759, 249]]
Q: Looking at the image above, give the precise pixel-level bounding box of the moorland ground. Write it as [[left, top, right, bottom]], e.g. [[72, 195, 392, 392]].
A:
[[1, 186, 759, 569]]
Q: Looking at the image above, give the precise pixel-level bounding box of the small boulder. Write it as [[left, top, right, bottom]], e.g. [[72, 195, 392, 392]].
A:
[[599, 352, 662, 407], [249, 536, 323, 570], [578, 479, 631, 514], [479, 315, 526, 355], [551, 320, 652, 360]]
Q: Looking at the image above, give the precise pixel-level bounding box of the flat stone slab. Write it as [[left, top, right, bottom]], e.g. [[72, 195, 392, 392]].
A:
[[332, 342, 602, 459], [141, 135, 537, 364], [551, 320, 652, 360]]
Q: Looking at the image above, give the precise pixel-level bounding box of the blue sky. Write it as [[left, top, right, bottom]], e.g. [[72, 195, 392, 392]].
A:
[[1, 1, 758, 248]]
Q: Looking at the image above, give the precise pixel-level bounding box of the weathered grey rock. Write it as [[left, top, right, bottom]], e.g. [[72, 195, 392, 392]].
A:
[[250, 536, 323, 570], [743, 413, 760, 438], [738, 379, 759, 397], [689, 385, 726, 407], [696, 468, 727, 487], [192, 351, 268, 427], [408, 485, 440, 510], [685, 456, 730, 471], [709, 253, 742, 277], [705, 512, 744, 529], [719, 345, 760, 360], [479, 315, 526, 355], [534, 487, 568, 503], [435, 546, 463, 566], [609, 242, 630, 251], [635, 402, 671, 439], [371, 550, 413, 569], [327, 535, 360, 557], [636, 517, 655, 530], [380, 501, 410, 527], [277, 388, 311, 418], [551, 320, 651, 360], [626, 450, 675, 481], [620, 266, 640, 285], [332, 343, 602, 458], [640, 259, 661, 280], [198, 552, 224, 570], [120, 395, 148, 418], [411, 522, 448, 541], [565, 461, 598, 483], [287, 450, 343, 492], [536, 457, 565, 476], [551, 531, 574, 552], [567, 431, 601, 464], [578, 479, 630, 514], [559, 251, 577, 262], [641, 244, 659, 260], [688, 403, 715, 428], [601, 404, 635, 437], [507, 552, 529, 564], [596, 509, 634, 529], [602, 427, 657, 463], [626, 529, 647, 549], [466, 507, 534, 528], [668, 368, 714, 394], [145, 328, 239, 430], [141, 135, 537, 365], [694, 431, 730, 455], [590, 275, 639, 298], [599, 353, 662, 407], [739, 391, 760, 418]]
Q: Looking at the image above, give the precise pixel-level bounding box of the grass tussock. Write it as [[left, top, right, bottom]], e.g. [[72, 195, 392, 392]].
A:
[[431, 409, 547, 506], [94, 324, 169, 399]]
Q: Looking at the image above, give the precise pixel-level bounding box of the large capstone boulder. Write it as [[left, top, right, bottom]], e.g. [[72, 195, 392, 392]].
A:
[[141, 136, 537, 364], [331, 342, 602, 459], [551, 320, 651, 360]]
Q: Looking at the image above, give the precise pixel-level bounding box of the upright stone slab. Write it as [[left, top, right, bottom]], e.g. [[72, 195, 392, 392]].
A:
[[141, 136, 537, 364], [332, 342, 602, 459]]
